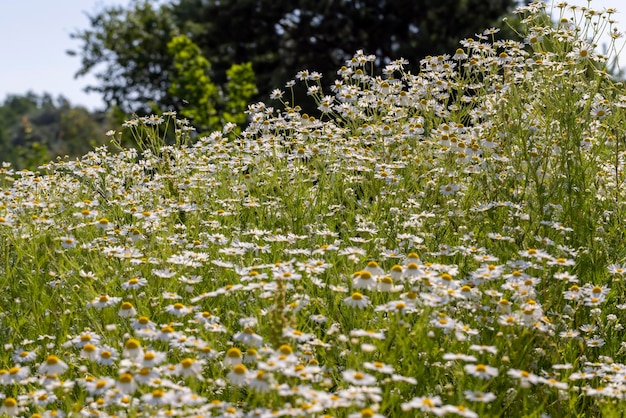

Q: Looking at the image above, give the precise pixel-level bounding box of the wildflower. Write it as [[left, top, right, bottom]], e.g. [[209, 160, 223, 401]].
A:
[[608, 264, 626, 275], [342, 370, 378, 386], [12, 349, 37, 364], [141, 389, 175, 406], [401, 395, 442, 412], [117, 372, 137, 394], [227, 364, 250, 386], [232, 327, 264, 347], [378, 275, 402, 292], [82, 376, 116, 395], [364, 261, 385, 277], [270, 89, 284, 100], [452, 48, 468, 60], [59, 235, 78, 249], [353, 271, 378, 290], [39, 355, 68, 375], [464, 363, 499, 379], [586, 337, 605, 348], [79, 343, 99, 361], [0, 398, 19, 416], [344, 292, 370, 309], [224, 347, 243, 367], [131, 315, 156, 331], [539, 377, 568, 389], [123, 338, 143, 359], [249, 369, 273, 392], [469, 345, 498, 355], [3, 364, 30, 383], [363, 361, 394, 374], [95, 345, 119, 366], [121, 277, 148, 290], [87, 293, 121, 309], [164, 302, 193, 317], [464, 390, 496, 403], [140, 350, 167, 367], [176, 357, 205, 379], [118, 301, 137, 318], [440, 183, 461, 196], [348, 408, 386, 418], [507, 369, 540, 387]]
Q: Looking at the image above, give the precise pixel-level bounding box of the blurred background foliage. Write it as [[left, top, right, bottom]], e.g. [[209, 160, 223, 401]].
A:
[[2, 0, 523, 169]]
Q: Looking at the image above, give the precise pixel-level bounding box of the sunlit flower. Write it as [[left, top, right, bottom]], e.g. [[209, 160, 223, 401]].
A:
[[87, 293, 121, 309], [175, 357, 205, 379], [464, 363, 499, 379], [234, 328, 264, 347], [227, 364, 250, 386], [401, 395, 442, 412], [353, 270, 378, 290], [123, 338, 143, 360], [164, 302, 193, 317], [224, 347, 243, 367], [0, 398, 19, 416], [117, 372, 137, 394], [39, 355, 68, 375], [141, 388, 175, 406], [118, 301, 137, 318], [344, 292, 370, 309], [12, 348, 37, 364], [342, 370, 378, 386], [464, 390, 496, 403], [507, 369, 540, 387]]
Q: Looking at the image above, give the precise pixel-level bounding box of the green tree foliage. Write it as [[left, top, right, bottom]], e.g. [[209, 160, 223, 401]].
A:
[[167, 35, 257, 131], [224, 62, 258, 126], [71, 0, 520, 114], [68, 1, 179, 112], [0, 93, 110, 170], [168, 35, 219, 129]]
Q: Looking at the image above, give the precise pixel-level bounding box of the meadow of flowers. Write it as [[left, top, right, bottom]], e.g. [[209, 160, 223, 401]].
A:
[[2, 1, 626, 417]]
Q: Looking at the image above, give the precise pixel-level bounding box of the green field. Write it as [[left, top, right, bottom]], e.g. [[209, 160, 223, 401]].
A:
[[2, 2, 626, 417]]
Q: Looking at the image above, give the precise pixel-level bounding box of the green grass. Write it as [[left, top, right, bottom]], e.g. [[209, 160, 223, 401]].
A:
[[1, 1, 626, 417]]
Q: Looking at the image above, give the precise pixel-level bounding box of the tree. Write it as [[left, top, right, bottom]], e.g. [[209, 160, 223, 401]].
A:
[[0, 93, 111, 170], [71, 0, 520, 115], [69, 1, 179, 112], [167, 35, 257, 131]]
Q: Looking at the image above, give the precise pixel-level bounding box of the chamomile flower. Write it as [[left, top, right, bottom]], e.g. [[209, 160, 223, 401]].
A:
[[223, 347, 243, 367], [164, 302, 193, 316], [121, 277, 148, 290], [353, 270, 378, 290], [227, 364, 250, 386], [342, 370, 378, 386], [39, 355, 68, 375], [12, 348, 37, 364], [118, 301, 137, 318], [464, 390, 497, 403], [234, 328, 264, 347], [464, 363, 499, 379], [175, 357, 205, 379], [363, 361, 394, 374], [87, 293, 121, 309], [401, 395, 442, 412], [344, 292, 370, 309]]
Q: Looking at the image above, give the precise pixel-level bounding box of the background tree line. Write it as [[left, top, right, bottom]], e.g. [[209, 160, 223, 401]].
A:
[[2, 0, 522, 169]]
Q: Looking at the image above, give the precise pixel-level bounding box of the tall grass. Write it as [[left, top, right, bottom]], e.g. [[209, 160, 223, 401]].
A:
[[1, 1, 626, 416]]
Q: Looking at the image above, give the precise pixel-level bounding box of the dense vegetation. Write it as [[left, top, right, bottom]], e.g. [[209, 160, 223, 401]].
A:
[[69, 0, 519, 113], [2, 1, 626, 417]]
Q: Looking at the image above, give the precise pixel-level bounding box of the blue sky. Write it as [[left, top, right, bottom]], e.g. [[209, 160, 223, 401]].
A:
[[0, 0, 623, 111], [0, 0, 129, 110]]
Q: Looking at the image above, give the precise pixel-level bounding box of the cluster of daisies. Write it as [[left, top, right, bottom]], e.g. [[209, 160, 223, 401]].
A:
[[1, 2, 626, 417]]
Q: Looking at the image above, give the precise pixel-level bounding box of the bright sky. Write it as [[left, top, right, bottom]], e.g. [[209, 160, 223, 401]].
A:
[[0, 0, 623, 111], [0, 0, 129, 111]]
